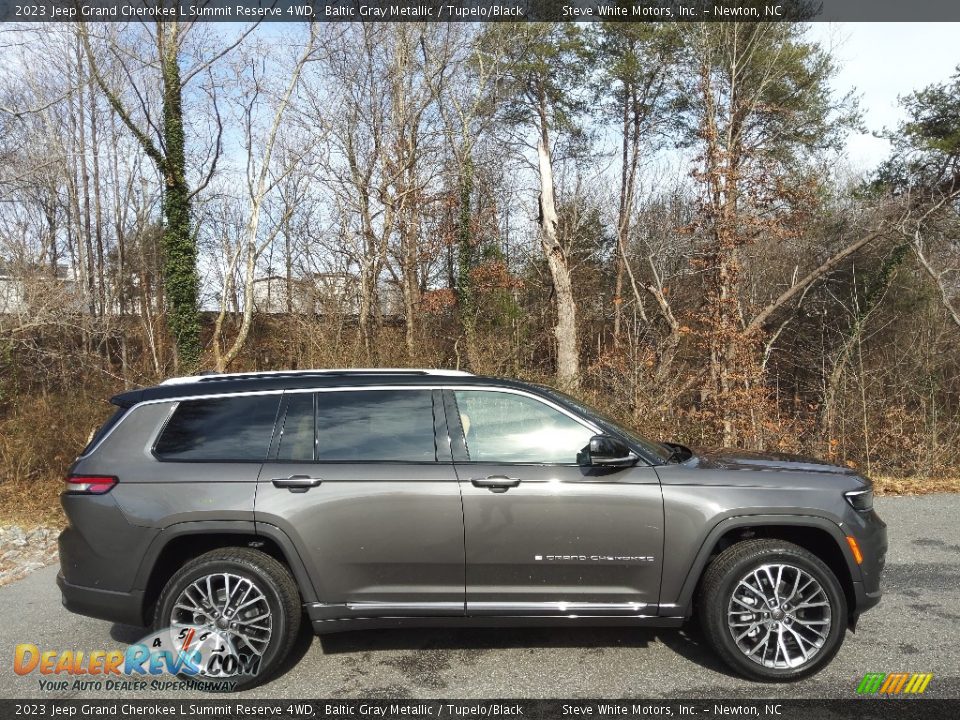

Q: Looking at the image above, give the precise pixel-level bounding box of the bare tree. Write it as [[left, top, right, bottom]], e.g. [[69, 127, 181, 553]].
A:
[[211, 28, 321, 371]]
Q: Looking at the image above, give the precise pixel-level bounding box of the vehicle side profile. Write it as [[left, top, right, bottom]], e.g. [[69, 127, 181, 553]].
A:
[[58, 369, 886, 686]]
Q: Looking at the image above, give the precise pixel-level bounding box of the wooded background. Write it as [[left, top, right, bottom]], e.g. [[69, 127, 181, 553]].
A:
[[1, 21, 959, 518]]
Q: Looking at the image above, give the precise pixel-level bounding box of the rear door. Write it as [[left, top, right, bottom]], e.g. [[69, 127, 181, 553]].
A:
[[448, 388, 664, 617], [255, 388, 465, 619]]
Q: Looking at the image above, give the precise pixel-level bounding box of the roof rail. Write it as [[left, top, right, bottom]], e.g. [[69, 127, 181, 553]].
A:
[[160, 368, 473, 385]]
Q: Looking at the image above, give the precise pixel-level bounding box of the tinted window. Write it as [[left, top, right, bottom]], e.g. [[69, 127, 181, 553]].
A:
[[454, 390, 594, 464], [155, 395, 281, 461], [534, 385, 671, 463], [316, 390, 436, 462], [277, 393, 315, 461]]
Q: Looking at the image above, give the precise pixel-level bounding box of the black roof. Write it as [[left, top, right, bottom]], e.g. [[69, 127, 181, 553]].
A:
[[111, 370, 537, 408]]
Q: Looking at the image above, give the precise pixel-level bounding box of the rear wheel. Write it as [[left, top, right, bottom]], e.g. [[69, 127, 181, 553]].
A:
[[698, 539, 847, 681], [153, 548, 301, 690]]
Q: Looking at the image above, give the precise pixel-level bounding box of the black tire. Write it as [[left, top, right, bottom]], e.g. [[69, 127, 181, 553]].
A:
[[153, 547, 301, 690], [697, 539, 847, 682]]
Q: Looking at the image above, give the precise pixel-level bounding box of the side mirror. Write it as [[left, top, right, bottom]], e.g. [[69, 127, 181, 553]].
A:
[[579, 434, 637, 467]]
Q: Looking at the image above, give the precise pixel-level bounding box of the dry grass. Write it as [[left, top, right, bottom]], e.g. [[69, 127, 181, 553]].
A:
[[0, 479, 64, 526], [0, 390, 115, 527], [872, 475, 960, 496]]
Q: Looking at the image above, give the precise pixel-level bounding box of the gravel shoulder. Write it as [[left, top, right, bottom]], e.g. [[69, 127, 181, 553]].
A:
[[0, 526, 58, 587], [0, 495, 957, 699]]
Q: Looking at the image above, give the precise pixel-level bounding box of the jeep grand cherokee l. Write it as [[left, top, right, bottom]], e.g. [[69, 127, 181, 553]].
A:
[[58, 368, 886, 686]]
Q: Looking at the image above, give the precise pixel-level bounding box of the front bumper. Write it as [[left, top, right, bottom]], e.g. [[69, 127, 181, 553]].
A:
[[853, 580, 883, 612], [57, 572, 146, 627], [848, 507, 887, 620]]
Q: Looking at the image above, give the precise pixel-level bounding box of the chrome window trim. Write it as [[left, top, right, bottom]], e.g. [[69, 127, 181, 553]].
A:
[[442, 386, 602, 438], [80, 385, 604, 460], [151, 395, 283, 463], [136, 385, 601, 434]]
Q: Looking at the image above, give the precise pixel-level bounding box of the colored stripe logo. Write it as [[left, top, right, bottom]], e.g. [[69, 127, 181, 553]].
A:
[[857, 673, 933, 695]]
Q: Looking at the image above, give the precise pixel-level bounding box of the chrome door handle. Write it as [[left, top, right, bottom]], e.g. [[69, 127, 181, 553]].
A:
[[470, 475, 521, 493], [272, 475, 323, 492]]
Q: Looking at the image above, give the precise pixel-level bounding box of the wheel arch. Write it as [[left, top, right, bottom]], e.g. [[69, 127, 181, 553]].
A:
[[135, 521, 317, 625], [672, 515, 860, 620]]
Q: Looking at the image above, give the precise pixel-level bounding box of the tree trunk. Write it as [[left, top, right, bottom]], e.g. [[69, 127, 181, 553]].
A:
[[158, 22, 201, 371], [79, 21, 202, 368], [697, 45, 750, 447], [536, 122, 579, 391], [358, 249, 375, 362], [213, 37, 314, 371], [88, 75, 106, 316], [284, 221, 293, 315], [75, 37, 97, 317], [613, 83, 642, 349], [456, 154, 478, 365], [44, 202, 58, 279], [401, 227, 419, 360]]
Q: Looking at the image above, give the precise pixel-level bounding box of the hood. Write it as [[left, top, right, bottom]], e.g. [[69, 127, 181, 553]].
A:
[[693, 447, 861, 476]]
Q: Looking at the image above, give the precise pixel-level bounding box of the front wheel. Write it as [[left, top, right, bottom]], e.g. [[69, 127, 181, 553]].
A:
[[698, 539, 847, 681]]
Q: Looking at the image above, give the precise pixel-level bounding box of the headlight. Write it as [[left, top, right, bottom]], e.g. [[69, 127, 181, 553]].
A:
[[845, 488, 874, 512]]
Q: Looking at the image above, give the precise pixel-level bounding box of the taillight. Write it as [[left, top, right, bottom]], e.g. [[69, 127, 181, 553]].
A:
[[65, 475, 117, 494]]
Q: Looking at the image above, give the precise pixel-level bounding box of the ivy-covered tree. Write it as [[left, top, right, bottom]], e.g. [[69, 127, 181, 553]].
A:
[[78, 22, 249, 370]]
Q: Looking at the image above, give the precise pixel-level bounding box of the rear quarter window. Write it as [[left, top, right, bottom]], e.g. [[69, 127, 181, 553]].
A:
[[154, 395, 281, 462]]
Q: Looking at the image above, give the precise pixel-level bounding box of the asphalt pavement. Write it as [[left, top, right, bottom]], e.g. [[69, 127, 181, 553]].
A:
[[1, 495, 958, 699]]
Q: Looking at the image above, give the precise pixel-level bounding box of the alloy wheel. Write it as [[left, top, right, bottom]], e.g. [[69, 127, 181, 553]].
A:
[[726, 563, 833, 669], [169, 572, 273, 667]]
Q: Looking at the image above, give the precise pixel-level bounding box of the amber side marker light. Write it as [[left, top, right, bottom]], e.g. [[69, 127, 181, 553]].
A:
[[846, 535, 864, 565]]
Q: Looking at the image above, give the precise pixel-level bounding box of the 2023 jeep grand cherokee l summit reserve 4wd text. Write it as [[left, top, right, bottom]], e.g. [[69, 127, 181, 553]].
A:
[[58, 368, 886, 686]]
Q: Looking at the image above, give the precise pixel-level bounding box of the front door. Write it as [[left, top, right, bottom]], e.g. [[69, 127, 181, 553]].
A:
[[256, 388, 465, 619], [448, 388, 664, 617]]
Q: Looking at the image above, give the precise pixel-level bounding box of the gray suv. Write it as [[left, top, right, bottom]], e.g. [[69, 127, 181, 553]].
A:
[[58, 369, 886, 686]]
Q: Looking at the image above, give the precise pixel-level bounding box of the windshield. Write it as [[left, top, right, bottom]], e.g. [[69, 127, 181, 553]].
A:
[[532, 385, 673, 464]]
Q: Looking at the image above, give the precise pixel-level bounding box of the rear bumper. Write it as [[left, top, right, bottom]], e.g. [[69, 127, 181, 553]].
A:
[[57, 572, 146, 627]]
